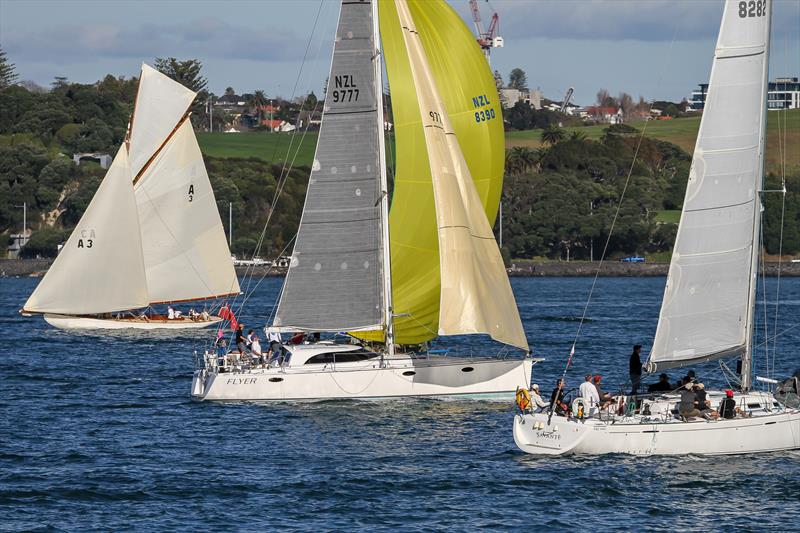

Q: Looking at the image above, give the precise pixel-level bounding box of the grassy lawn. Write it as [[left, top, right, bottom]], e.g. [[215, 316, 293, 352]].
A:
[[197, 131, 318, 167], [654, 210, 681, 223], [506, 108, 800, 174]]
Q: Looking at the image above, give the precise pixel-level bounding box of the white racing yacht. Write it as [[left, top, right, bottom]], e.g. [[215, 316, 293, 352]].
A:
[[192, 0, 537, 401], [21, 65, 240, 330], [514, 0, 800, 455]]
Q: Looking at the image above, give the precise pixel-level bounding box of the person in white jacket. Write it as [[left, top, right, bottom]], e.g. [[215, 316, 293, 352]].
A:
[[529, 383, 550, 411], [579, 374, 600, 407]]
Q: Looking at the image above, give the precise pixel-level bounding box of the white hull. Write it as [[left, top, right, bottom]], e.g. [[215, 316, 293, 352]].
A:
[[44, 314, 222, 330], [192, 354, 533, 401], [513, 392, 800, 456]]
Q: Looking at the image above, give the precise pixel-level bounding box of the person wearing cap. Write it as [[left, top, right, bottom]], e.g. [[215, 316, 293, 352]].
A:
[[579, 374, 600, 407], [529, 383, 550, 411], [694, 383, 719, 419], [593, 375, 613, 409], [718, 390, 749, 419], [679, 382, 702, 420], [629, 344, 643, 395]]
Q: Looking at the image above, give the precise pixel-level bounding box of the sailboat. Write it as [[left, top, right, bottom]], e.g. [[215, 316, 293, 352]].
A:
[[191, 0, 536, 401], [513, 0, 800, 455], [21, 65, 240, 330]]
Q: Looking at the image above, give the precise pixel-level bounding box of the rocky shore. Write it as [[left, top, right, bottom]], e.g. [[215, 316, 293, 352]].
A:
[[3, 258, 799, 278]]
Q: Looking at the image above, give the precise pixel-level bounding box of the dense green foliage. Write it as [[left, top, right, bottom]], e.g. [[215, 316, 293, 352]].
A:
[[500, 124, 692, 259], [1, 66, 798, 261]]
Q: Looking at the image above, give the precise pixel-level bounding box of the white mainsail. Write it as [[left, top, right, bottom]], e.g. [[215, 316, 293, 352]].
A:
[[394, 0, 528, 351], [135, 120, 240, 304], [128, 64, 197, 179], [648, 0, 771, 372], [23, 147, 149, 315]]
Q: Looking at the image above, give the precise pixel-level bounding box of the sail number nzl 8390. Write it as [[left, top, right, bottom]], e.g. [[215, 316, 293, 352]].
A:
[[332, 74, 359, 103], [472, 94, 496, 123], [739, 0, 767, 18]]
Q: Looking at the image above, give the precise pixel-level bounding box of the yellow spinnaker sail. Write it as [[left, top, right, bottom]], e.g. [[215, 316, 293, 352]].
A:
[[369, 0, 505, 345]]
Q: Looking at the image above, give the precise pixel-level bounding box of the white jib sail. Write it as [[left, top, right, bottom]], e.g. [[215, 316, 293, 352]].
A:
[[128, 64, 197, 179], [648, 0, 771, 371], [24, 146, 149, 315], [394, 0, 528, 351], [134, 120, 240, 304]]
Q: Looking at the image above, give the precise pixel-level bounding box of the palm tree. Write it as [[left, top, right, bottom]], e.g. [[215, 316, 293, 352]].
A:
[[252, 90, 267, 125], [569, 130, 587, 141], [540, 124, 566, 146]]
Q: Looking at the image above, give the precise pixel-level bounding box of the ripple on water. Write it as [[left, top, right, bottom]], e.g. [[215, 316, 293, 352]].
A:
[[1, 277, 800, 530]]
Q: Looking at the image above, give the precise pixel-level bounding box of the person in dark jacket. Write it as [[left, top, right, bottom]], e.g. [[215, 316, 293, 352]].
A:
[[629, 344, 643, 395], [648, 373, 673, 393], [550, 378, 569, 416]]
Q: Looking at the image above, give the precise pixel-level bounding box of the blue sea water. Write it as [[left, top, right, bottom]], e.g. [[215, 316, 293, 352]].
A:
[[1, 276, 799, 531]]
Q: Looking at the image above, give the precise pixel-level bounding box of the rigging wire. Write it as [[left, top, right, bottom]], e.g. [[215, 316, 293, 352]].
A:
[[552, 26, 681, 393], [770, 33, 791, 381], [207, 0, 328, 345]]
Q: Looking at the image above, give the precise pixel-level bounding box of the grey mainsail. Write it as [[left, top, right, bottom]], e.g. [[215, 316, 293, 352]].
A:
[[647, 0, 771, 373], [273, 0, 384, 332]]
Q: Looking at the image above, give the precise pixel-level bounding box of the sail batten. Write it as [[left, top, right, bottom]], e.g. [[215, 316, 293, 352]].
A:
[[273, 0, 385, 332], [647, 0, 771, 372]]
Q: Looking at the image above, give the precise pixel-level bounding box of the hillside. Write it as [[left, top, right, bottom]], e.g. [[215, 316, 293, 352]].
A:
[[506, 108, 800, 174]]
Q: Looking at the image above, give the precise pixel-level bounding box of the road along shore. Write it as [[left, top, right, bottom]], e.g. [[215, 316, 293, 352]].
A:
[[4, 258, 799, 278]]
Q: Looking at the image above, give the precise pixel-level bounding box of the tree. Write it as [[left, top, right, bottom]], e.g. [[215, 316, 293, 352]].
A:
[[303, 91, 318, 111], [252, 90, 268, 124], [540, 124, 565, 145], [508, 68, 528, 91], [0, 47, 18, 89], [596, 88, 617, 109], [225, 86, 235, 96]]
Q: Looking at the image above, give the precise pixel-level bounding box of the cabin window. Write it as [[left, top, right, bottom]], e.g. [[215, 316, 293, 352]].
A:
[[305, 350, 379, 365]]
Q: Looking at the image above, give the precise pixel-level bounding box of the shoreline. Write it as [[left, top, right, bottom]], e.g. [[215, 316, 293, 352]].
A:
[[4, 258, 800, 278]]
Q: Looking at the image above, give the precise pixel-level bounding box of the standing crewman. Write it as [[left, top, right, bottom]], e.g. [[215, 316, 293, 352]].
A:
[[629, 344, 643, 395]]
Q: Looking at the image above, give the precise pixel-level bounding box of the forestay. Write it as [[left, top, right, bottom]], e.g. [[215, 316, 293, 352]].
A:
[[648, 0, 771, 371], [273, 0, 385, 332], [394, 0, 528, 351], [135, 120, 241, 304], [128, 64, 197, 179], [23, 147, 150, 315]]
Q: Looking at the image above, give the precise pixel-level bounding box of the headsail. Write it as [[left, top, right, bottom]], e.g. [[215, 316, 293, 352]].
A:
[[128, 64, 197, 179], [393, 0, 527, 351], [134, 120, 241, 304], [647, 0, 771, 372], [23, 146, 149, 315], [376, 0, 506, 345], [273, 0, 385, 332]]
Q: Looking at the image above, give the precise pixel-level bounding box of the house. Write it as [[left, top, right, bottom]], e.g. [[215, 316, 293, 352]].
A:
[[585, 106, 623, 124], [499, 87, 542, 110]]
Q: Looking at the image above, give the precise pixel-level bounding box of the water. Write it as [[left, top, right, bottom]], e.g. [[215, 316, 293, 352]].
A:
[[2, 276, 799, 531]]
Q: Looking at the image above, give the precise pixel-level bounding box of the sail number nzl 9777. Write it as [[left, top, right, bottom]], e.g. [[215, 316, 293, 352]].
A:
[[332, 74, 359, 103], [472, 94, 496, 123], [738, 0, 766, 18]]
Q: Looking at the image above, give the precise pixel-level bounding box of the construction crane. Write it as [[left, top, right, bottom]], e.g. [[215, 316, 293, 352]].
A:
[[560, 87, 574, 114], [469, 0, 503, 65]]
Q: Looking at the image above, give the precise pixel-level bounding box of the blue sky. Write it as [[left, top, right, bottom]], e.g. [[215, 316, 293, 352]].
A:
[[1, 0, 798, 106]]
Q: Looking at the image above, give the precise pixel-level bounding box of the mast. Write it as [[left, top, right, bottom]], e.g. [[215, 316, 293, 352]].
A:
[[742, 1, 773, 391], [373, 0, 395, 357]]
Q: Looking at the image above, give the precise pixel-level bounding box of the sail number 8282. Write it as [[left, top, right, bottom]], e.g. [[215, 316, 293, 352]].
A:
[[739, 0, 766, 17], [475, 108, 496, 123]]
